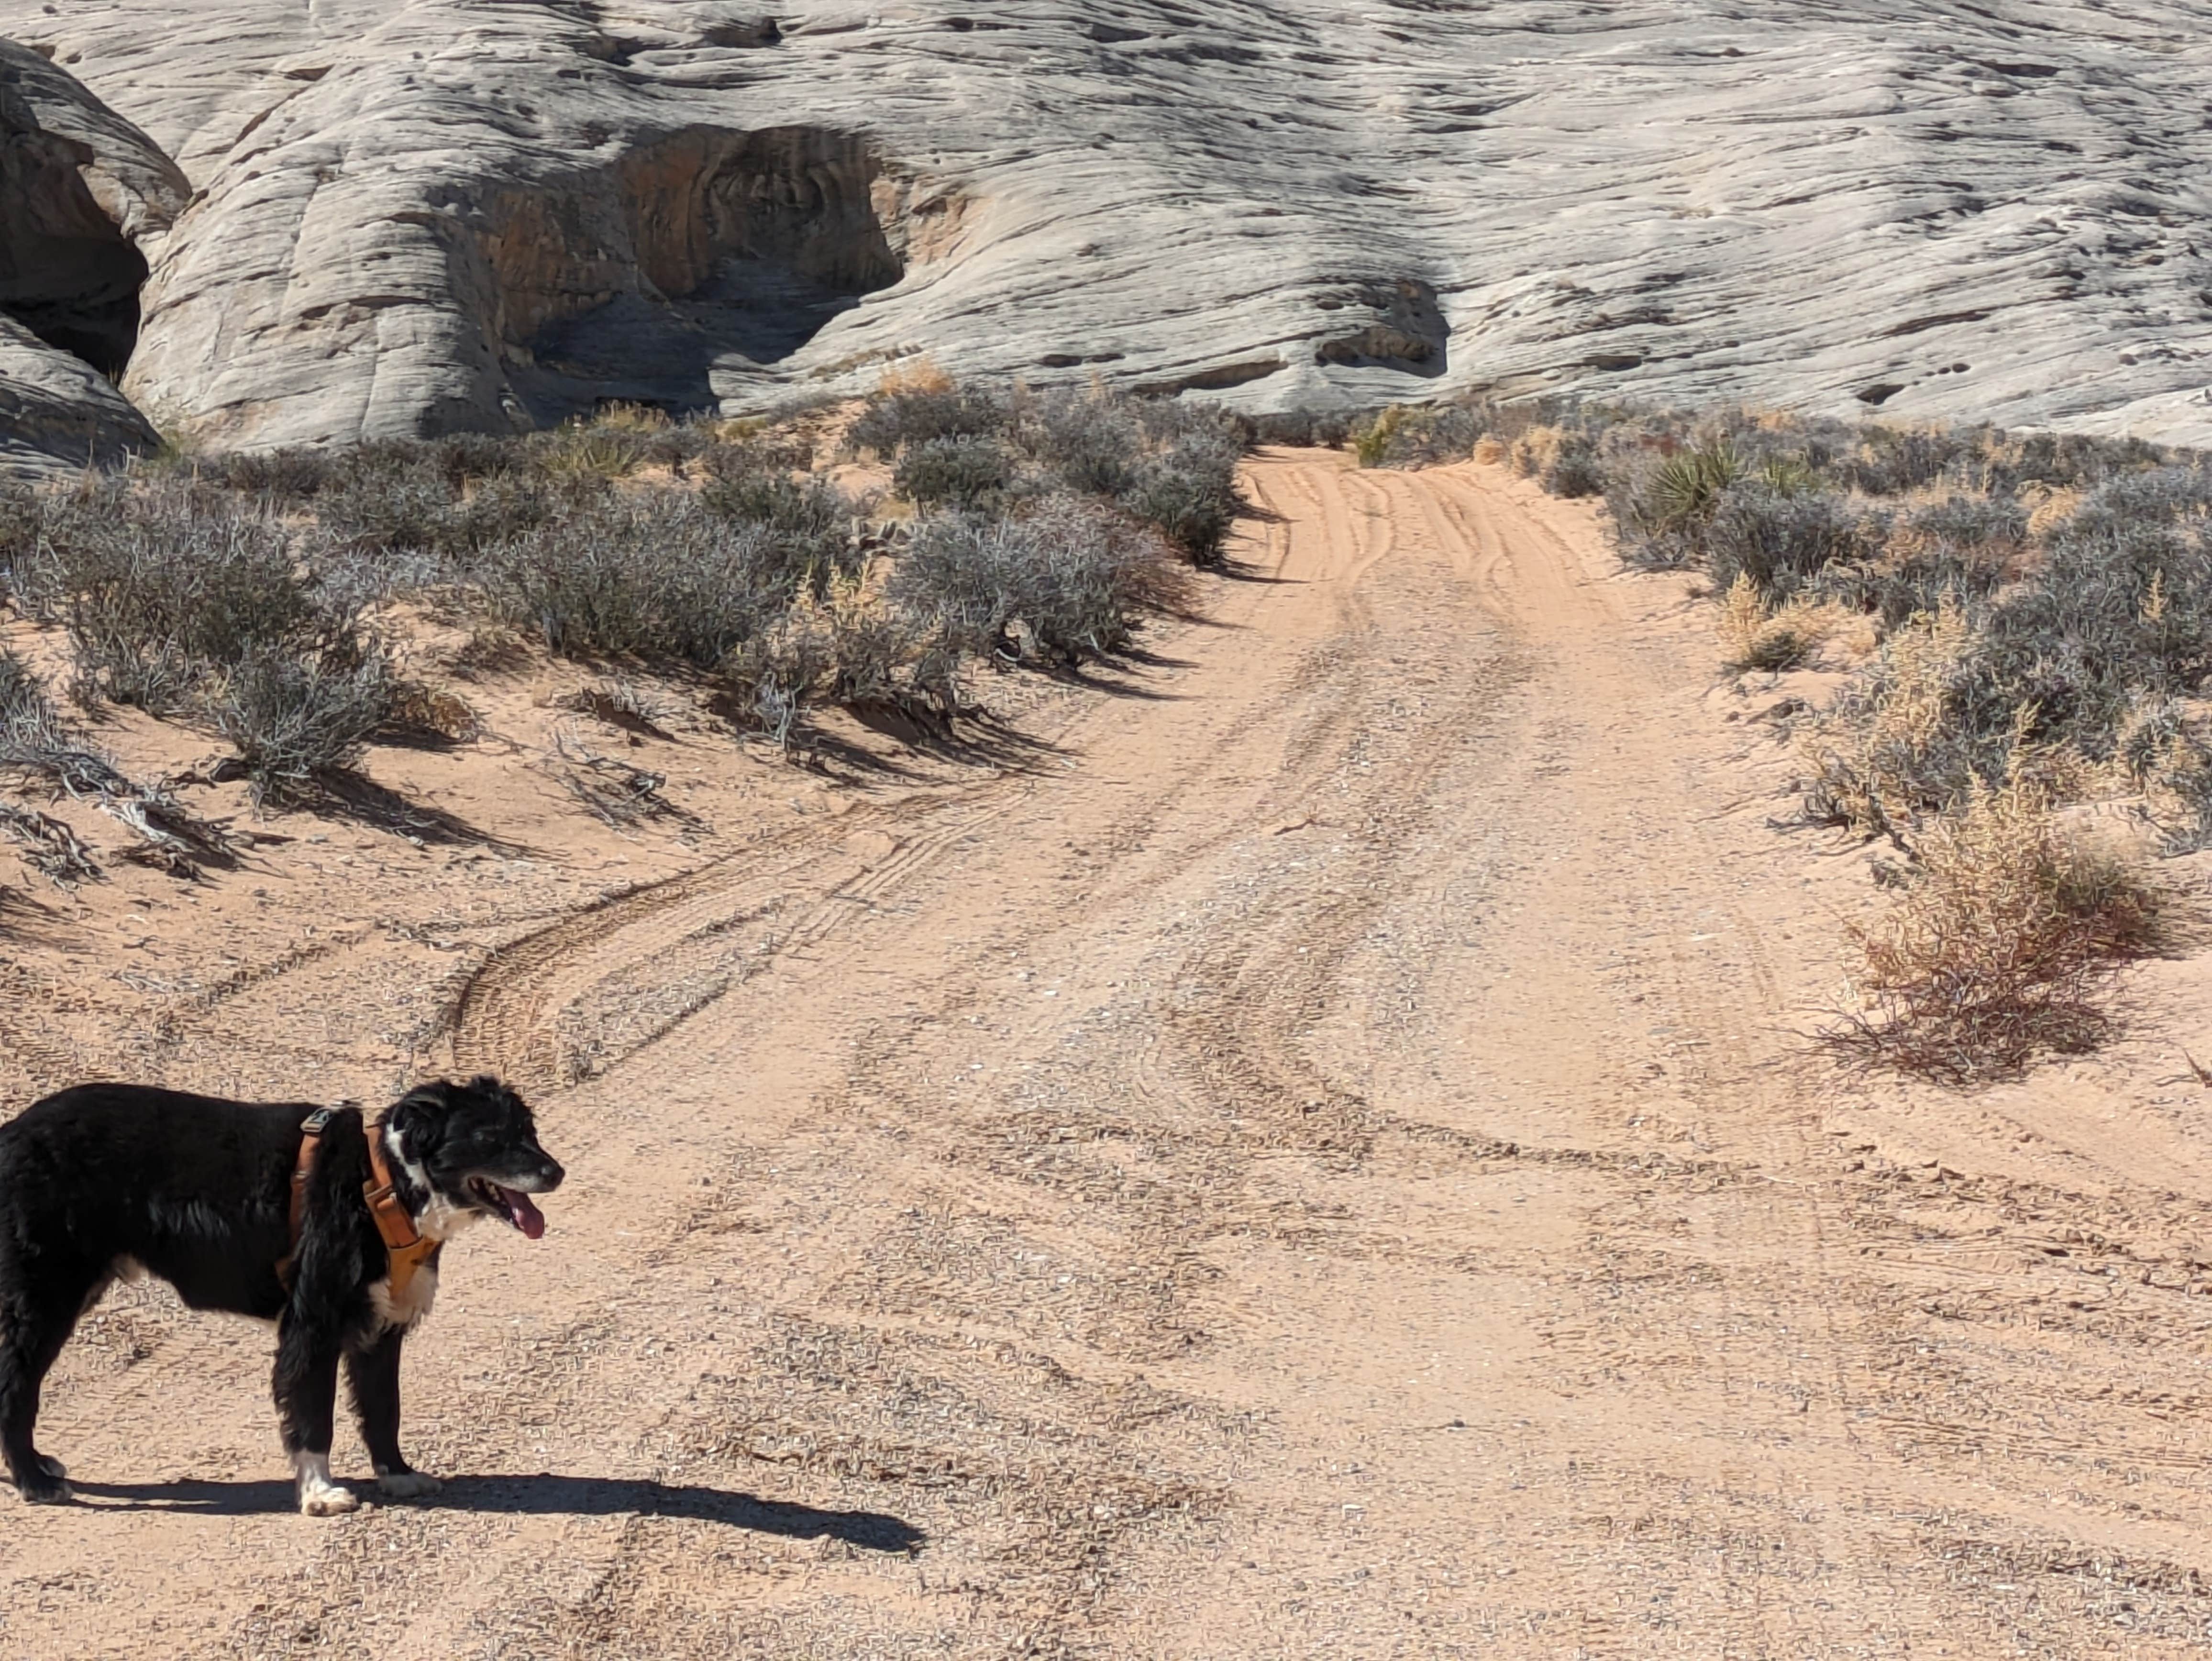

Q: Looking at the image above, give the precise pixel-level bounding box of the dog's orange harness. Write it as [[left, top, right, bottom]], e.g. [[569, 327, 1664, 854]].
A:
[[277, 1106, 439, 1303]]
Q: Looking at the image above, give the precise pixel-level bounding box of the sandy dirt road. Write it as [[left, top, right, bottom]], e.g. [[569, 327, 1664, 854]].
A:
[[6, 451, 2212, 1657]]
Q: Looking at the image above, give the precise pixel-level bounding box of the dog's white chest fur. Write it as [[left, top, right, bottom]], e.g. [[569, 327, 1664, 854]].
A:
[[369, 1264, 438, 1329], [365, 1140, 488, 1329]]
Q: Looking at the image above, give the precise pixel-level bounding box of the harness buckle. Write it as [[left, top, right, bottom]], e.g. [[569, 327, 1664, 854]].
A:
[[300, 1107, 335, 1135]]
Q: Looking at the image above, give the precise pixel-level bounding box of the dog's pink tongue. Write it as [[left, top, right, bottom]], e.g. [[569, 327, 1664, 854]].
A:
[[505, 1190, 546, 1240]]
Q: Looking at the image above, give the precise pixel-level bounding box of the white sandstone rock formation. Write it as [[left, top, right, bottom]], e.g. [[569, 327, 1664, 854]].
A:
[[0, 38, 183, 474], [2, 1, 2210, 456]]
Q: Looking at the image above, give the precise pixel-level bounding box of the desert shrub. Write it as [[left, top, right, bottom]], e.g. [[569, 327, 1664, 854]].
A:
[[698, 470, 859, 587], [1395, 407, 1488, 468], [2127, 711, 2212, 854], [1839, 424, 1975, 497], [1017, 495, 1194, 658], [1352, 407, 1403, 469], [895, 436, 1013, 510], [210, 644, 397, 802], [1815, 495, 2021, 629], [1975, 428, 2168, 495], [1014, 389, 1146, 496], [1601, 459, 1696, 569], [1, 481, 395, 792], [310, 451, 608, 562], [1946, 469, 2212, 761], [219, 435, 527, 506], [529, 421, 654, 481], [17, 486, 327, 712], [699, 429, 816, 480], [484, 491, 850, 667], [719, 579, 923, 745], [0, 485, 44, 594], [0, 645, 66, 764], [450, 475, 604, 551], [1240, 409, 1358, 449], [198, 446, 338, 500], [1906, 492, 2029, 552], [892, 497, 1186, 673], [1798, 597, 2005, 838], [1596, 439, 1749, 567], [847, 388, 1009, 456], [425, 431, 538, 486], [1118, 424, 1244, 564], [851, 380, 1247, 564], [1642, 443, 1745, 534], [1836, 775, 2161, 1077], [632, 420, 723, 473], [1704, 485, 1876, 602], [893, 514, 1039, 667], [315, 469, 459, 554], [1350, 404, 1488, 470], [1542, 434, 1605, 498]]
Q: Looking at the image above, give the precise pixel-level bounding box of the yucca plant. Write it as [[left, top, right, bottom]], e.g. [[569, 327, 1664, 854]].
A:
[[1645, 442, 1745, 531]]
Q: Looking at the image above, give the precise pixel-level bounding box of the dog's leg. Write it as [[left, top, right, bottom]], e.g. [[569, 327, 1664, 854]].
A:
[[0, 1285, 88, 1504], [274, 1314, 357, 1516], [345, 1332, 440, 1498]]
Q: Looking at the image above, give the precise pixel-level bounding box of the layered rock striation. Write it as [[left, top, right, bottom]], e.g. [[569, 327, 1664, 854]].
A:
[[2, 1, 2210, 457]]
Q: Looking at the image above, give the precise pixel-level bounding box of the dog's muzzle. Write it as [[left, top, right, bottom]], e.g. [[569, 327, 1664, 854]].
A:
[[467, 1161, 561, 1240]]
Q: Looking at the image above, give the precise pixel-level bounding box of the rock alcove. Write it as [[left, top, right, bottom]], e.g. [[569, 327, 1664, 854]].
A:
[[480, 125, 933, 423], [0, 73, 148, 378]]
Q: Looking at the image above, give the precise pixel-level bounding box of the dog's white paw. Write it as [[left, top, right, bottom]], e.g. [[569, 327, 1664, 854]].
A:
[[376, 1470, 442, 1499], [299, 1482, 361, 1517], [292, 1451, 360, 1517]]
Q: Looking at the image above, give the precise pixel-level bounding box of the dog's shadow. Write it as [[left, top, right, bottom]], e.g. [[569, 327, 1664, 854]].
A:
[[68, 1474, 924, 1551]]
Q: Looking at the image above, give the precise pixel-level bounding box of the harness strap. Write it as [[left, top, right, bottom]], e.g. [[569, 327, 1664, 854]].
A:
[[274, 1107, 335, 1291], [276, 1102, 437, 1303], [362, 1116, 440, 1303]]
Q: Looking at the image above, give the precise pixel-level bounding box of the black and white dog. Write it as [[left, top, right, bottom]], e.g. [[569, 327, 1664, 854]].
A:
[[0, 1075, 562, 1514]]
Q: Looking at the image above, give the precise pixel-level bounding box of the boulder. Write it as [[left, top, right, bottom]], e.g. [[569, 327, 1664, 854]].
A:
[[0, 313, 161, 479]]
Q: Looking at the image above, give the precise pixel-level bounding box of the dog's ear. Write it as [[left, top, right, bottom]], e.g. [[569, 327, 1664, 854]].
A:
[[383, 1080, 456, 1165]]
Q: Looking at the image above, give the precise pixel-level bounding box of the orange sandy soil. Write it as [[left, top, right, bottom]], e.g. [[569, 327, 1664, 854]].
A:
[[4, 453, 2212, 1658]]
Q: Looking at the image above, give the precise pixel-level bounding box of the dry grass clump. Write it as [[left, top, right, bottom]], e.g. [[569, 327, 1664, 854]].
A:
[[876, 355, 956, 397], [557, 678, 675, 739], [549, 722, 692, 828], [1835, 776, 2163, 1079], [1716, 575, 1865, 673], [1799, 596, 1983, 839]]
